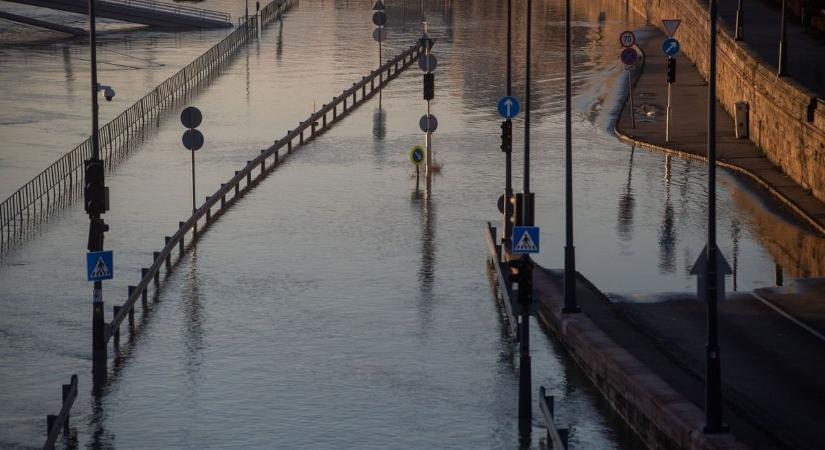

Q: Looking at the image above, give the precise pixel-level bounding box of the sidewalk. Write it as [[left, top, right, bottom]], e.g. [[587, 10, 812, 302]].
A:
[[717, 0, 825, 98], [615, 26, 825, 234], [533, 267, 825, 450]]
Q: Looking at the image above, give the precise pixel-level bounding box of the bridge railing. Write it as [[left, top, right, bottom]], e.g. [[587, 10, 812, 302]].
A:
[[106, 41, 424, 350], [107, 0, 231, 23], [0, 0, 294, 252]]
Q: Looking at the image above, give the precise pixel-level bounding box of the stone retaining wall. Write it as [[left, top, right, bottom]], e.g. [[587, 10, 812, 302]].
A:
[[628, 0, 825, 202]]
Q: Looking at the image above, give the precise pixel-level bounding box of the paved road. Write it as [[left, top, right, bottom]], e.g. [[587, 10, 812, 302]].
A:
[[718, 0, 825, 97], [535, 267, 825, 450]]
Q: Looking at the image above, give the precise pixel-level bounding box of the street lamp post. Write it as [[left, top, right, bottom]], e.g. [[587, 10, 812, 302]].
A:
[[502, 0, 513, 245], [735, 0, 743, 40], [704, 0, 726, 433], [778, 0, 788, 76], [562, 0, 579, 314]]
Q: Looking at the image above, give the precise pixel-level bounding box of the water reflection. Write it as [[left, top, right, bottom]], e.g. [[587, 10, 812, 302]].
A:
[[659, 156, 676, 273], [616, 147, 634, 242], [414, 193, 436, 335], [182, 249, 205, 382]]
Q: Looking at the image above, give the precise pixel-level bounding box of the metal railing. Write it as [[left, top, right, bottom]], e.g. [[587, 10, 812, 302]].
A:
[[0, 0, 294, 252], [42, 374, 78, 450], [106, 0, 231, 23], [106, 42, 424, 352], [539, 386, 570, 450]]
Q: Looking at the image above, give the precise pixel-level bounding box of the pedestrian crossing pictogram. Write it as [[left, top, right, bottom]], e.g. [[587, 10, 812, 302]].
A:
[[86, 250, 114, 281], [512, 226, 540, 254], [91, 257, 110, 278]]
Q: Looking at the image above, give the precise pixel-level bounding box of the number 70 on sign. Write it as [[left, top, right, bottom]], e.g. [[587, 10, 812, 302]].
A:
[[619, 30, 636, 48]]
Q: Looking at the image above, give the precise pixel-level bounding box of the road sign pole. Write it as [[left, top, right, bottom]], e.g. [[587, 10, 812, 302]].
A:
[[735, 0, 743, 40], [563, 0, 579, 314], [627, 65, 636, 129], [518, 256, 533, 437], [191, 140, 196, 214], [778, 0, 788, 76], [666, 81, 672, 142]]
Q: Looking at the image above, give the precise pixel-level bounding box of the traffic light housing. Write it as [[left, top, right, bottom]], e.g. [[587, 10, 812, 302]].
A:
[[666, 57, 676, 83], [423, 73, 434, 100], [84, 159, 109, 216], [500, 120, 512, 153]]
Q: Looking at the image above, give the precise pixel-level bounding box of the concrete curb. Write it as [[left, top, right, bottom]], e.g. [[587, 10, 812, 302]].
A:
[[535, 276, 750, 450]]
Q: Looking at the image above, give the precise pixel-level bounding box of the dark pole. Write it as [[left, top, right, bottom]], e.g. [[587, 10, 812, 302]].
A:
[[517, 257, 532, 435], [778, 0, 787, 76], [190, 148, 196, 214], [523, 0, 531, 226], [88, 0, 107, 385], [734, 0, 743, 40], [704, 0, 725, 434], [503, 0, 513, 245], [562, 0, 579, 314]]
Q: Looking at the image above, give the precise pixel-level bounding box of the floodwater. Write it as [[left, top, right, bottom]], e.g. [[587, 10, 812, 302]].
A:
[[1, 0, 823, 448]]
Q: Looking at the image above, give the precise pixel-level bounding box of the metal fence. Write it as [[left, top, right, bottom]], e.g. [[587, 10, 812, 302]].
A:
[[105, 42, 424, 354], [0, 0, 294, 251], [109, 0, 231, 23]]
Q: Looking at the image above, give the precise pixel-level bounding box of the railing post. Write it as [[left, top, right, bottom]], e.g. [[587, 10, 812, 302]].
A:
[[60, 383, 71, 432], [128, 286, 137, 324], [205, 199, 212, 222], [152, 253, 160, 285], [112, 305, 121, 349], [178, 222, 185, 256], [164, 237, 172, 267], [246, 162, 252, 184], [234, 172, 240, 195]]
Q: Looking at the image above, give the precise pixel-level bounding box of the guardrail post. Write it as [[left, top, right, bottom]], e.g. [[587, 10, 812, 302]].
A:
[[128, 286, 136, 324], [205, 199, 212, 222], [311, 121, 316, 136], [234, 172, 240, 194], [112, 305, 121, 349], [343, 97, 348, 112], [246, 162, 252, 184], [60, 382, 71, 432], [322, 107, 327, 128], [178, 222, 185, 256], [164, 237, 172, 267], [333, 105, 337, 121], [152, 253, 160, 285], [299, 126, 304, 145], [141, 268, 149, 305]]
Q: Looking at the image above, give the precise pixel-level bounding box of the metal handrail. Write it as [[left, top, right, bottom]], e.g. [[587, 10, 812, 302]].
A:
[[105, 0, 231, 22], [42, 374, 78, 450], [108, 42, 422, 338]]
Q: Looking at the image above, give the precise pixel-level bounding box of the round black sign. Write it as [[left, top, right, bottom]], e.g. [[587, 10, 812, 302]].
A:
[[181, 106, 202, 129], [182, 129, 204, 151], [372, 11, 387, 26]]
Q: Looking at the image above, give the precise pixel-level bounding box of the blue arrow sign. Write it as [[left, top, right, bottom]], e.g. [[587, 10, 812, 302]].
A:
[[497, 96, 520, 119], [513, 226, 540, 254], [87, 250, 113, 282], [662, 38, 680, 56]]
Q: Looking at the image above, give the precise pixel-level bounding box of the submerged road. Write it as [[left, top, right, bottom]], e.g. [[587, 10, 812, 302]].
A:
[[1, 0, 824, 448]]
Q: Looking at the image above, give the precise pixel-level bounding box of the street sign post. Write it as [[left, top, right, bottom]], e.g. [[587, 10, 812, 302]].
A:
[[498, 96, 520, 119], [620, 48, 638, 128], [86, 250, 113, 282], [662, 19, 681, 37], [662, 38, 680, 56], [181, 106, 204, 214], [513, 226, 540, 254], [619, 30, 636, 48]]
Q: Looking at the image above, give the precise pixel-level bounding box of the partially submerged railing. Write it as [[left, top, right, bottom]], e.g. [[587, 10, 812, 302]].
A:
[[485, 223, 518, 341], [105, 42, 424, 350], [0, 0, 294, 251], [107, 0, 231, 23], [539, 386, 570, 450], [42, 374, 78, 450]]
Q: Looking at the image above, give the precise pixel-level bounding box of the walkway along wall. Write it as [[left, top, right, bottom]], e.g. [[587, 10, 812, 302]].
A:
[[0, 0, 295, 250], [627, 0, 825, 203]]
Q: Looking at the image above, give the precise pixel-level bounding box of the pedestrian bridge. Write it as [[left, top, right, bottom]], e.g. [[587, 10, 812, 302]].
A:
[[4, 0, 232, 29]]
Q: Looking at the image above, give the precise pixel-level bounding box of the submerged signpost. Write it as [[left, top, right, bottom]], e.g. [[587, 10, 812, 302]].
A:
[[181, 106, 204, 217]]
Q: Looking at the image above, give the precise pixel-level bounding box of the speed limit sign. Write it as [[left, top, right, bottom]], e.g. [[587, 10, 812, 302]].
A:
[[619, 30, 636, 48]]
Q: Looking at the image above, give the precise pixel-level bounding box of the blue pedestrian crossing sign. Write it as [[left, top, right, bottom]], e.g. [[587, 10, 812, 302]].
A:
[[497, 96, 520, 119], [513, 226, 540, 254], [662, 38, 680, 56], [86, 250, 113, 282]]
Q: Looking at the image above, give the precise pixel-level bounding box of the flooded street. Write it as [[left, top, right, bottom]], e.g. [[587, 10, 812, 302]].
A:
[[1, 0, 822, 448]]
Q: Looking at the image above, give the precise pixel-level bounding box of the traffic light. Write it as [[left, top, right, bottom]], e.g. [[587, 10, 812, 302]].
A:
[[666, 57, 676, 83], [500, 120, 512, 153], [84, 159, 108, 216], [423, 73, 434, 100]]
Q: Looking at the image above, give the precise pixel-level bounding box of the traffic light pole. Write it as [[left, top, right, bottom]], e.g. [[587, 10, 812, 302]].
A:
[[88, 0, 108, 386], [502, 0, 513, 245], [523, 0, 532, 227]]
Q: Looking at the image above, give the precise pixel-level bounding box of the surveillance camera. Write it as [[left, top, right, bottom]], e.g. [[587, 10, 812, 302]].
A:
[[103, 86, 115, 101]]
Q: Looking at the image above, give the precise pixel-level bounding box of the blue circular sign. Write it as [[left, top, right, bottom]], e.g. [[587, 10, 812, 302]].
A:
[[662, 38, 680, 56], [620, 48, 638, 66], [497, 96, 520, 119]]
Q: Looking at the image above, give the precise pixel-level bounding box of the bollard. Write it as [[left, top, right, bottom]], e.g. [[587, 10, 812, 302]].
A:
[[112, 305, 121, 349], [128, 286, 136, 323]]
